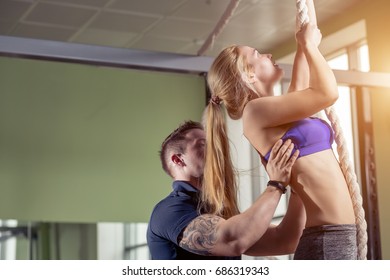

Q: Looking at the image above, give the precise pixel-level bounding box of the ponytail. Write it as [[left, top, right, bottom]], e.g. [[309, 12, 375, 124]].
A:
[[201, 101, 240, 219], [200, 45, 259, 219]]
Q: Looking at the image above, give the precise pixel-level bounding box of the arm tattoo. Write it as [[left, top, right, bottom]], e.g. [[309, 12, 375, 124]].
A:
[[179, 214, 222, 256]]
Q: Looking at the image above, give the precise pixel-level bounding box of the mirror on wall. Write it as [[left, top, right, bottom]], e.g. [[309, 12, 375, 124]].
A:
[[0, 220, 149, 260]]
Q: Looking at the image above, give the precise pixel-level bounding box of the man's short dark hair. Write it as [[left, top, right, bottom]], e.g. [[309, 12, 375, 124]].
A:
[[159, 120, 203, 177]]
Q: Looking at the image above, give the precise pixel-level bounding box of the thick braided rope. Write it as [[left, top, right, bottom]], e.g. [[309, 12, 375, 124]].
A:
[[197, 0, 241, 56], [324, 107, 368, 259], [296, 0, 309, 25], [296, 0, 368, 259]]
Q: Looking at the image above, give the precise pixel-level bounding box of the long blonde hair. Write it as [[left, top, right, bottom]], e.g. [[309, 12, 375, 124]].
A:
[[201, 45, 258, 219]]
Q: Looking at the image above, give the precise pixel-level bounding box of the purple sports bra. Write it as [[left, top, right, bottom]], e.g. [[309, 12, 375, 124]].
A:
[[263, 117, 334, 162]]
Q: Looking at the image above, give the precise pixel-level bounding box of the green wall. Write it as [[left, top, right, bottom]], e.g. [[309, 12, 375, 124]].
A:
[[0, 56, 206, 223]]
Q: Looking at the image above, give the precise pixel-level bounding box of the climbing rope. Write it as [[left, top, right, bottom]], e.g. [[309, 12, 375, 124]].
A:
[[296, 0, 368, 260], [296, 0, 309, 25]]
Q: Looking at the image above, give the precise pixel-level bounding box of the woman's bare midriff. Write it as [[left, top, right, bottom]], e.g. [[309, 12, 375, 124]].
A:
[[290, 149, 356, 227]]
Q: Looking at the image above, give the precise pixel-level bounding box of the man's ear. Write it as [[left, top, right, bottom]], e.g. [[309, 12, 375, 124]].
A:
[[171, 154, 185, 166]]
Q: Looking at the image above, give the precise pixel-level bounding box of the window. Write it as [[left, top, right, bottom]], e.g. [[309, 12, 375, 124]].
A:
[[327, 53, 355, 167], [326, 43, 370, 171], [358, 44, 370, 72]]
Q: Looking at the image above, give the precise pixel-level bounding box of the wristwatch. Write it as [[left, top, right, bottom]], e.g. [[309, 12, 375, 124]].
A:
[[267, 180, 287, 194]]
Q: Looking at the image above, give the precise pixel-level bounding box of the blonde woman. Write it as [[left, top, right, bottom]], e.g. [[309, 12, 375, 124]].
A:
[[202, 0, 357, 259]]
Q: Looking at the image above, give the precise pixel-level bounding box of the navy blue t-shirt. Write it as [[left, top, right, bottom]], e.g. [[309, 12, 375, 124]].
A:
[[146, 180, 241, 260]]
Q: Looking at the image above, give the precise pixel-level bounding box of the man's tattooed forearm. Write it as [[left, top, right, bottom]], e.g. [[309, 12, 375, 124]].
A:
[[179, 214, 222, 256]]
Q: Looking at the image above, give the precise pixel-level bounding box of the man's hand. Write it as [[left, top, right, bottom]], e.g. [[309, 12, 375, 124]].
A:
[[265, 139, 299, 186]]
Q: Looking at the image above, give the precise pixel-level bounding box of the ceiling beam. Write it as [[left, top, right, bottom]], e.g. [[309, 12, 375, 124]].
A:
[[1, 35, 390, 88], [0, 35, 213, 75]]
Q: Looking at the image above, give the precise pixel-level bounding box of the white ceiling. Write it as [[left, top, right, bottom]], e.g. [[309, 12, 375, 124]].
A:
[[0, 0, 363, 57]]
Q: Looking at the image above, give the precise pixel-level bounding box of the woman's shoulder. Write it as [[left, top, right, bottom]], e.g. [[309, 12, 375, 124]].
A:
[[242, 97, 267, 126], [242, 99, 267, 137], [243, 97, 259, 116]]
